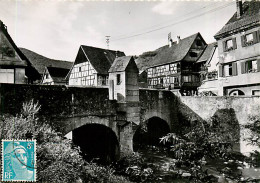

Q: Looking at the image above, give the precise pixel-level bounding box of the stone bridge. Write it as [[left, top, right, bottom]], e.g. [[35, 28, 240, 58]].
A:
[[0, 83, 259, 161], [0, 84, 180, 162]]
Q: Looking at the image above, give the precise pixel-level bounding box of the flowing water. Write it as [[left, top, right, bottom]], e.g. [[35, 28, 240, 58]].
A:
[[136, 146, 260, 183]]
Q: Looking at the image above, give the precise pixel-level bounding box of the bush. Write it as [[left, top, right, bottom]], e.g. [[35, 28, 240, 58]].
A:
[[113, 152, 155, 182], [0, 99, 131, 183], [159, 117, 242, 182]]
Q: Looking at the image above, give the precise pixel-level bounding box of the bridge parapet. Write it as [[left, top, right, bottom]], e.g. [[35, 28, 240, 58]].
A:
[[0, 84, 117, 118]]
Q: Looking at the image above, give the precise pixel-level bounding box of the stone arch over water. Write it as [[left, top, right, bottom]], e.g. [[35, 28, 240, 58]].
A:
[[133, 117, 170, 151], [72, 124, 120, 164]]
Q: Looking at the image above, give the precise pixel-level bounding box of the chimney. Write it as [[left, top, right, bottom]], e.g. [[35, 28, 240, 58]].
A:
[[169, 39, 173, 48], [236, 0, 243, 18], [177, 36, 181, 44]]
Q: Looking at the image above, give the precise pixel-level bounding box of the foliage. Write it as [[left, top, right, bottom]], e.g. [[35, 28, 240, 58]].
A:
[[0, 99, 131, 183], [243, 115, 260, 167], [160, 117, 241, 182], [113, 152, 155, 182]]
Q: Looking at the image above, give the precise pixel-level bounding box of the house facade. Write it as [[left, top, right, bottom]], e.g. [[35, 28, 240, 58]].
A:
[[0, 20, 39, 84], [108, 56, 139, 102], [41, 67, 70, 85], [214, 0, 260, 96], [146, 33, 207, 95], [197, 43, 220, 95], [67, 45, 125, 87]]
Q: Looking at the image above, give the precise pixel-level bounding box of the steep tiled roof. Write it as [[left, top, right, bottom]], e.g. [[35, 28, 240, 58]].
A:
[[80, 45, 125, 74], [147, 33, 201, 67], [196, 42, 217, 63], [20, 48, 73, 75], [109, 56, 133, 72], [47, 67, 70, 83], [214, 0, 260, 39], [0, 21, 40, 80]]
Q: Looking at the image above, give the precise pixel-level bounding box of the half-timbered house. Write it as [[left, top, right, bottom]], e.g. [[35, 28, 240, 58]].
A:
[[146, 33, 207, 95], [67, 45, 125, 86]]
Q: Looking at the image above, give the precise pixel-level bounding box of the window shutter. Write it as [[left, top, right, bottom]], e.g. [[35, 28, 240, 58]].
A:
[[258, 30, 260, 43], [257, 59, 260, 72], [219, 65, 223, 77], [241, 36, 246, 47], [253, 31, 258, 44], [232, 62, 237, 76], [232, 38, 237, 49], [241, 62, 245, 74], [245, 61, 248, 73], [222, 41, 226, 52]]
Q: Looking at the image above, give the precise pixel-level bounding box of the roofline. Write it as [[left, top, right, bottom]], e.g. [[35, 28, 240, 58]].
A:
[[80, 45, 125, 54], [214, 22, 260, 40], [206, 45, 217, 65]]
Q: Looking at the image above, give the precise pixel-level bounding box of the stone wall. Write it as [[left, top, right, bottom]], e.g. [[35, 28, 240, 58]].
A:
[[179, 96, 260, 154], [139, 89, 179, 132], [0, 84, 116, 118]]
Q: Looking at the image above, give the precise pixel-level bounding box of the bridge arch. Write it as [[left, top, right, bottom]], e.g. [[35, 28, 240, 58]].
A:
[[133, 116, 170, 151], [72, 123, 120, 164], [62, 116, 118, 138]]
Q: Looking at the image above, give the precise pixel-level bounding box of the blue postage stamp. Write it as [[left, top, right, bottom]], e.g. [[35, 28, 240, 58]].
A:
[[2, 140, 36, 182]]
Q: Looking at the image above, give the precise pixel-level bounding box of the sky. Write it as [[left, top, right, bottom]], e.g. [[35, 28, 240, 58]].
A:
[[0, 0, 237, 61]]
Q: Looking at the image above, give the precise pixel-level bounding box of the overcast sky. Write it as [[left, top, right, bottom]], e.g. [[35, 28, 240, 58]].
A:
[[0, 1, 236, 61]]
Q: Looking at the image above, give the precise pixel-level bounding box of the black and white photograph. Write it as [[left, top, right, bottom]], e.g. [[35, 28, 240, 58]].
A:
[[0, 0, 260, 182]]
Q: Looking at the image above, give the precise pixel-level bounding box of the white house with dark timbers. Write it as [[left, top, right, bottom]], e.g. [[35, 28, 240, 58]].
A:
[[67, 45, 125, 86]]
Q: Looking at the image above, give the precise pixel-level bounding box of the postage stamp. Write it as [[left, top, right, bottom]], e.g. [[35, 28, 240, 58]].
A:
[[2, 140, 36, 182]]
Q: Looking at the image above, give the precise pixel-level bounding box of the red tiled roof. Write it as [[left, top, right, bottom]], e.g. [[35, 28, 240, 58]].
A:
[[214, 0, 260, 39]]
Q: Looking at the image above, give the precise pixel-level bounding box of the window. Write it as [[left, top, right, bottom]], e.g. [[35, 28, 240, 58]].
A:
[[170, 63, 177, 74], [221, 62, 237, 77], [117, 74, 121, 85], [252, 90, 260, 96], [224, 64, 232, 76], [241, 60, 258, 73], [196, 40, 202, 46], [148, 69, 152, 77], [223, 38, 237, 51], [245, 33, 253, 44], [189, 52, 198, 57], [241, 31, 259, 47], [183, 75, 192, 82], [226, 39, 233, 50]]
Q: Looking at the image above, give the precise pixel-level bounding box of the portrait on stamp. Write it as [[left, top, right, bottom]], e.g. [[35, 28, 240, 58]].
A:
[[2, 140, 36, 182]]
